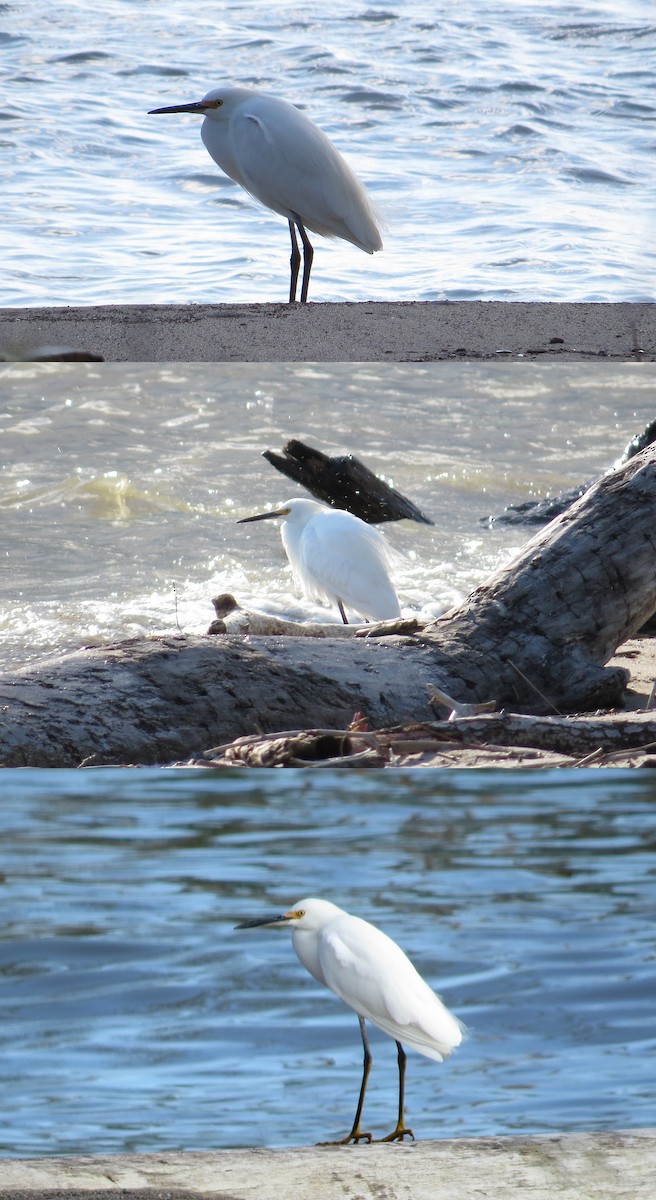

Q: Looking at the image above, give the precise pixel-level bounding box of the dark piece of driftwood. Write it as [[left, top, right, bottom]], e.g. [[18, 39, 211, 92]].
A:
[[0, 343, 104, 362], [194, 712, 656, 769], [262, 439, 434, 524], [486, 417, 656, 526], [1, 445, 655, 767]]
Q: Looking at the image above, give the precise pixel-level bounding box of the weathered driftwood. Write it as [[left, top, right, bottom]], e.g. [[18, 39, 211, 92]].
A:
[[0, 445, 655, 767], [207, 593, 366, 637], [195, 711, 656, 770], [0, 634, 441, 767], [262, 439, 434, 524], [206, 594, 422, 638], [4, 1130, 656, 1199], [420, 442, 656, 713], [486, 416, 656, 526]]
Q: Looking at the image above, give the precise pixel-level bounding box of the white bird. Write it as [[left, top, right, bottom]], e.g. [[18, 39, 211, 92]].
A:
[[235, 897, 464, 1144], [148, 85, 383, 303], [237, 496, 401, 624]]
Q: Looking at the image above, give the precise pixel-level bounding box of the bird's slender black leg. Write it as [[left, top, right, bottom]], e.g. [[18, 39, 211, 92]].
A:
[[318, 1016, 373, 1145], [375, 1041, 415, 1142], [337, 599, 349, 624], [288, 219, 301, 303], [297, 220, 314, 303]]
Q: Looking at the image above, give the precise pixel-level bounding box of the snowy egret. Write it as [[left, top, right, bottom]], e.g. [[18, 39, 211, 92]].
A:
[[148, 86, 382, 303], [235, 897, 464, 1144], [237, 496, 401, 623]]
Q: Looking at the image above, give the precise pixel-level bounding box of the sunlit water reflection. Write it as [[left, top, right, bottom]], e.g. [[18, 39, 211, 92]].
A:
[[2, 360, 654, 673], [3, 1, 655, 304]]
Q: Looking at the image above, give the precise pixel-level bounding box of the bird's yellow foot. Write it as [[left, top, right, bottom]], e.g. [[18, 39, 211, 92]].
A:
[[317, 1130, 373, 1145], [375, 1126, 415, 1142]]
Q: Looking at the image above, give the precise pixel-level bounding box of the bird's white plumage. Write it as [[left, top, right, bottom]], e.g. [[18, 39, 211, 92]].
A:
[[289, 898, 464, 1063], [235, 896, 463, 1142], [149, 85, 382, 302], [200, 88, 382, 251], [246, 497, 401, 623]]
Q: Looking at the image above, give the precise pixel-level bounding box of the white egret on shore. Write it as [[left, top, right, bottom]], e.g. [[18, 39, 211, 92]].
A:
[[235, 897, 464, 1144], [148, 86, 382, 302], [237, 497, 401, 623]]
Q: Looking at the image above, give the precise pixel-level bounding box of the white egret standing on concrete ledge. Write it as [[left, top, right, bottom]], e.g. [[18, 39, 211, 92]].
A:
[[235, 897, 464, 1144], [237, 496, 401, 623], [148, 86, 383, 303]]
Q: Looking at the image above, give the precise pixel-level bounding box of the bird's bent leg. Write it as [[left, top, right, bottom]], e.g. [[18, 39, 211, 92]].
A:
[[297, 220, 314, 304], [375, 1041, 415, 1143], [337, 599, 349, 624], [288, 220, 301, 303], [317, 1016, 373, 1145]]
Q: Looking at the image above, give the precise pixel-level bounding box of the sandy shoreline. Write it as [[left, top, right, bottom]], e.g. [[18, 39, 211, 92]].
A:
[[0, 300, 654, 362]]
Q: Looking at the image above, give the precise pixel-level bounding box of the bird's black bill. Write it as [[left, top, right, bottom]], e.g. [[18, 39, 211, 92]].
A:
[[234, 913, 290, 929], [237, 508, 287, 524], [148, 101, 208, 116]]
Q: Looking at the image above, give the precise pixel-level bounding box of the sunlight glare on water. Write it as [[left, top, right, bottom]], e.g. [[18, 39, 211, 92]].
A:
[[2, 0, 655, 304], [1, 361, 654, 672]]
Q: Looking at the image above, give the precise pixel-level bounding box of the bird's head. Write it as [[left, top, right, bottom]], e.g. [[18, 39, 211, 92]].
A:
[[148, 87, 238, 120], [237, 497, 325, 526], [236, 504, 292, 527], [235, 897, 341, 932]]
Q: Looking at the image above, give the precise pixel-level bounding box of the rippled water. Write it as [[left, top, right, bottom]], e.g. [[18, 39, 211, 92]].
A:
[[0, 767, 654, 1156], [2, 360, 654, 672], [3, 1, 655, 304]]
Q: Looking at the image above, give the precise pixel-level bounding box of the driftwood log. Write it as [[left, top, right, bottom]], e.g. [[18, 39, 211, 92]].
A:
[[486, 416, 656, 526], [196, 712, 656, 769], [262, 439, 434, 524], [1, 444, 655, 767]]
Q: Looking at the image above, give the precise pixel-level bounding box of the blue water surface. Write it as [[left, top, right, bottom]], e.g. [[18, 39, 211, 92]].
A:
[[1, 766, 654, 1155]]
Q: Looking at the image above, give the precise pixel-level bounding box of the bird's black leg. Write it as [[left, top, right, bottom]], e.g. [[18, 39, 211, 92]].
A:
[[337, 599, 349, 624], [318, 1015, 373, 1145], [297, 220, 314, 303], [375, 1041, 415, 1142], [288, 219, 301, 303]]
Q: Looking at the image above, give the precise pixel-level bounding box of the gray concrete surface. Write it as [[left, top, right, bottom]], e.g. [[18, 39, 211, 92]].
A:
[[0, 301, 653, 362], [0, 1131, 654, 1199]]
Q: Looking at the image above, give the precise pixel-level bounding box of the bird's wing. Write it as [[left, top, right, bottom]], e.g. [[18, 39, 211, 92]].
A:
[[318, 918, 463, 1061], [300, 516, 400, 621], [229, 100, 381, 250]]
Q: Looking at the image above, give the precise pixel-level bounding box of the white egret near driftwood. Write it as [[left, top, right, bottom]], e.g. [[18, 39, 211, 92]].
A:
[[237, 497, 401, 623]]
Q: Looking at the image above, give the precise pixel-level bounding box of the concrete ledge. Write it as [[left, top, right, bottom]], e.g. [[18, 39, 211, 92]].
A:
[[0, 1131, 654, 1199], [0, 301, 653, 362]]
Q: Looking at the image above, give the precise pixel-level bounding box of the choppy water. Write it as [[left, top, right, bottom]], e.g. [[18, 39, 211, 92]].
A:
[[2, 360, 654, 673], [2, 1, 655, 305], [0, 767, 654, 1156]]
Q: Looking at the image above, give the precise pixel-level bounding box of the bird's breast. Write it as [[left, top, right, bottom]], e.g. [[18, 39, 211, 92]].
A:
[[291, 927, 328, 986]]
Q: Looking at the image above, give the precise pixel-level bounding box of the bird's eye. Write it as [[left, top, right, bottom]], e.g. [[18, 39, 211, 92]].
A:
[[296, 909, 305, 918]]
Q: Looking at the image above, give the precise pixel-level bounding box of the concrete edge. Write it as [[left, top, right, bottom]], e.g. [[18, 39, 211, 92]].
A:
[[0, 301, 654, 362]]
